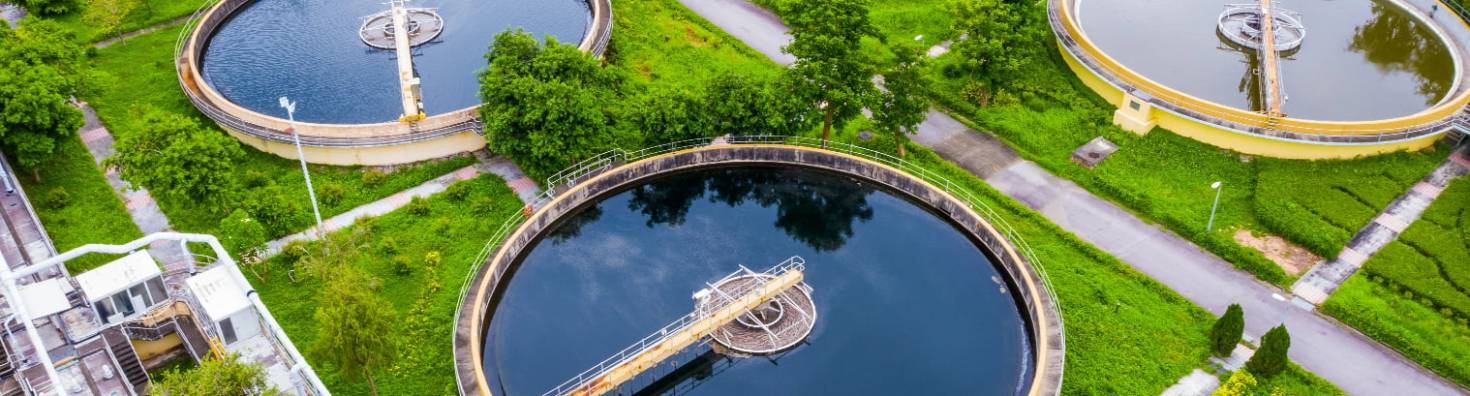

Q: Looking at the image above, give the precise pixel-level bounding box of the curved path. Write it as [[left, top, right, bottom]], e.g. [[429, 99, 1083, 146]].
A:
[[673, 0, 1469, 394]]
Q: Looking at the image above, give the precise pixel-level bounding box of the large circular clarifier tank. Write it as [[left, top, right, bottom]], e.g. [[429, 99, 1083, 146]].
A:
[[1076, 0, 1456, 121], [484, 166, 1035, 395], [200, 0, 591, 123]]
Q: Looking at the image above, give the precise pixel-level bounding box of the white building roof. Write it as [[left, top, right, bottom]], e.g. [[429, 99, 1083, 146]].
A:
[[186, 266, 251, 321], [75, 251, 160, 302], [18, 278, 73, 320]]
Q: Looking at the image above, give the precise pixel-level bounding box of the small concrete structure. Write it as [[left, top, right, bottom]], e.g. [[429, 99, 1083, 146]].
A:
[[1071, 136, 1119, 168]]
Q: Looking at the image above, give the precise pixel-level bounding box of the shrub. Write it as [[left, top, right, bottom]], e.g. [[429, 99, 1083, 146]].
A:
[[242, 170, 271, 189], [218, 209, 268, 262], [360, 170, 388, 187], [1211, 370, 1257, 396], [445, 182, 471, 201], [433, 216, 452, 234], [392, 254, 413, 275], [1211, 304, 1245, 357], [318, 182, 346, 206], [1246, 325, 1291, 378], [243, 186, 302, 235], [377, 237, 399, 255], [424, 251, 442, 269], [45, 187, 69, 209], [405, 196, 430, 216], [279, 239, 310, 265]]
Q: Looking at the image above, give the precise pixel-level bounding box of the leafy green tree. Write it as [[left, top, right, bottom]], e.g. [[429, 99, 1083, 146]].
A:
[[82, 0, 139, 41], [631, 86, 714, 144], [242, 185, 302, 236], [1210, 303, 1246, 357], [23, 0, 83, 15], [944, 0, 1034, 91], [782, 0, 881, 144], [704, 73, 813, 136], [151, 353, 278, 396], [479, 30, 619, 180], [105, 108, 244, 205], [1245, 325, 1291, 378], [218, 209, 268, 263], [872, 43, 929, 157], [1210, 370, 1257, 396], [311, 267, 398, 396], [0, 20, 87, 177]]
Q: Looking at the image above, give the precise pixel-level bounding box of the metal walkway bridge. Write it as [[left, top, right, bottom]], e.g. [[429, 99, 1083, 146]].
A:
[[544, 257, 816, 396]]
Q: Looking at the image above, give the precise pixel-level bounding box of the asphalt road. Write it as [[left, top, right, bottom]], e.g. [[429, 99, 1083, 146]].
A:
[[675, 0, 1469, 394]]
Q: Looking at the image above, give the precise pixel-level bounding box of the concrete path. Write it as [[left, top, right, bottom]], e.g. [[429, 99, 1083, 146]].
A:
[[1293, 145, 1470, 304], [93, 12, 197, 49], [676, 0, 1467, 394], [1160, 369, 1220, 396], [75, 103, 189, 267], [262, 154, 542, 256]]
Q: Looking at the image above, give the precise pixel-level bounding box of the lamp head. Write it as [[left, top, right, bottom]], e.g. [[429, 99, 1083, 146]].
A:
[[278, 97, 295, 113], [1211, 181, 1223, 189]]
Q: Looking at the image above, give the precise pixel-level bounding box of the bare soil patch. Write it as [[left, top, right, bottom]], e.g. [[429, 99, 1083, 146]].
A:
[[1234, 229, 1321, 276]]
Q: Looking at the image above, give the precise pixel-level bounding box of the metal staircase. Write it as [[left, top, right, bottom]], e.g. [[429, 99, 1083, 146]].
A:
[[102, 328, 148, 393]]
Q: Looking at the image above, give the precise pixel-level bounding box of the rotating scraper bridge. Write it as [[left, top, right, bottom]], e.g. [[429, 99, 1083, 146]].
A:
[[544, 257, 818, 396]]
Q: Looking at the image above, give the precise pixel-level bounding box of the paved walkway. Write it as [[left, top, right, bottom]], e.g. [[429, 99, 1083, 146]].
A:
[[262, 153, 541, 256], [675, 0, 1467, 394], [75, 103, 189, 267], [93, 12, 198, 48], [1294, 145, 1470, 304]]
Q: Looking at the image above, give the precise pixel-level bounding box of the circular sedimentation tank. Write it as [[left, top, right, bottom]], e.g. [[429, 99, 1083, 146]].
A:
[[453, 145, 1065, 396], [1050, 0, 1470, 158], [175, 0, 613, 165]]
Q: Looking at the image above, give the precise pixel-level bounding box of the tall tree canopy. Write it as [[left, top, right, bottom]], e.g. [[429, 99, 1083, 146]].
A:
[[944, 0, 1036, 89], [1210, 303, 1245, 357], [151, 353, 278, 396], [873, 43, 930, 157], [23, 0, 83, 15], [782, 0, 881, 144], [479, 30, 621, 180], [311, 267, 398, 396], [0, 20, 87, 174], [105, 107, 244, 205], [1245, 324, 1291, 378]]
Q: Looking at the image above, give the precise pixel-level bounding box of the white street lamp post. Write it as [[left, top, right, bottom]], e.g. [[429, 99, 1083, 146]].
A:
[[1207, 181, 1223, 233], [279, 97, 326, 240]]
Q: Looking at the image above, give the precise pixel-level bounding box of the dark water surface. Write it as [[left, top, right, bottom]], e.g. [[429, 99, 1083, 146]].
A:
[[201, 0, 590, 123], [484, 167, 1034, 395], [1079, 0, 1456, 121]]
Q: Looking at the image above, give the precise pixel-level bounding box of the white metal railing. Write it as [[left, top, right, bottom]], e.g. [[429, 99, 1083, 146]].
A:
[[454, 136, 1065, 394], [542, 257, 805, 396]]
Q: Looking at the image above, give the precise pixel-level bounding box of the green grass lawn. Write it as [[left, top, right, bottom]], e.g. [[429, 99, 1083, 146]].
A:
[[45, 0, 210, 44], [85, 24, 476, 238], [247, 173, 521, 395], [12, 134, 143, 265], [1324, 177, 1470, 386]]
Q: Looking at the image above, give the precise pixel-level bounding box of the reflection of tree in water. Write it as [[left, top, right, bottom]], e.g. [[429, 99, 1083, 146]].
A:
[[626, 168, 876, 252], [627, 180, 708, 227], [1350, 3, 1454, 104], [546, 205, 604, 244]]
